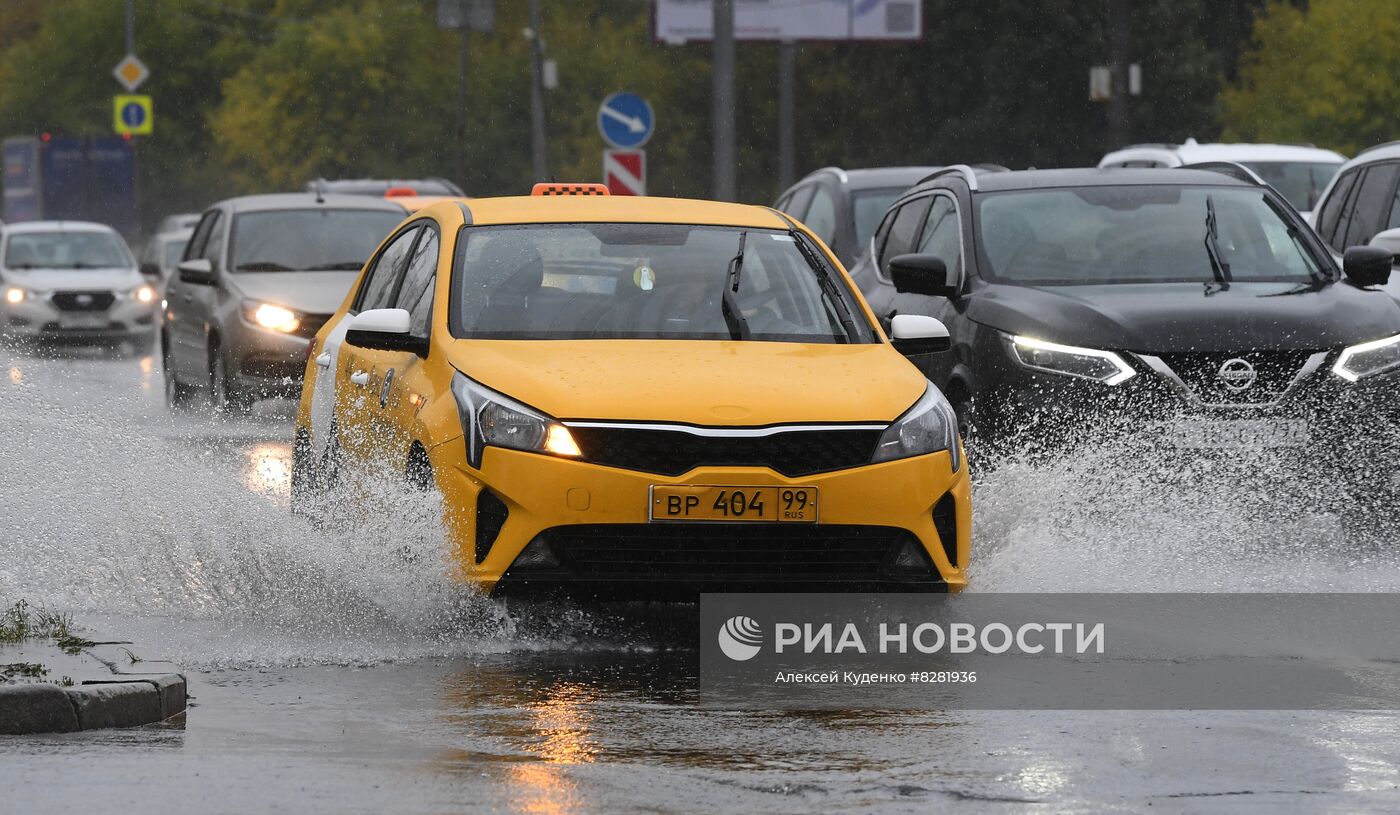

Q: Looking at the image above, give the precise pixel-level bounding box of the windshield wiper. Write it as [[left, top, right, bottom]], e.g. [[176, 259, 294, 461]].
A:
[[303, 262, 364, 271], [235, 261, 295, 272], [1203, 194, 1233, 293], [790, 231, 860, 343], [720, 231, 750, 341]]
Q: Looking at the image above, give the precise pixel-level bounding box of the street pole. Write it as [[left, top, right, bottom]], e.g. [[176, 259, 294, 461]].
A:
[[777, 39, 797, 194], [1107, 0, 1131, 147], [528, 0, 548, 182], [125, 0, 134, 53], [456, 28, 468, 186], [712, 0, 736, 201]]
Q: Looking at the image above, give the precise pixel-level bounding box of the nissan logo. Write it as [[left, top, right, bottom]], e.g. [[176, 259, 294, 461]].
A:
[[1217, 358, 1257, 391]]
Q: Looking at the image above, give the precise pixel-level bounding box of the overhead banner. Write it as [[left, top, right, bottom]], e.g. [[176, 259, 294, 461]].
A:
[[654, 0, 923, 44]]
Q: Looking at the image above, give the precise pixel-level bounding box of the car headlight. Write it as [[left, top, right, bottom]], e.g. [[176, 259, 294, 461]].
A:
[[127, 284, 156, 304], [1333, 333, 1400, 382], [1007, 335, 1136, 385], [242, 300, 301, 333], [451, 372, 582, 468], [872, 384, 961, 471], [4, 287, 24, 305]]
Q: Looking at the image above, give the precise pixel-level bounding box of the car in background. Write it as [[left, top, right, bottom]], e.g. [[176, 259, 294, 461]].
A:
[[0, 221, 157, 348], [774, 167, 940, 267], [137, 227, 193, 283], [155, 213, 202, 234], [1098, 139, 1345, 217], [304, 178, 465, 197], [161, 193, 408, 412], [852, 166, 1399, 518], [294, 184, 969, 598], [1307, 141, 1400, 262]]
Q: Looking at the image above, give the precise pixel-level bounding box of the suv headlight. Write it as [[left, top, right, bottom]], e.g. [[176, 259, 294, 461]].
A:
[[126, 284, 157, 304], [1333, 333, 1400, 382], [872, 384, 961, 471], [451, 372, 581, 468], [1007, 335, 1136, 385]]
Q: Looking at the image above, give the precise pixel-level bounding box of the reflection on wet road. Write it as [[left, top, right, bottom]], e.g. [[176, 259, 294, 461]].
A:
[[3, 345, 1400, 813]]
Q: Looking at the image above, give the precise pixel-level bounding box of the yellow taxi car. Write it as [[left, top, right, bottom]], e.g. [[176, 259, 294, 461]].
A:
[[293, 184, 969, 598]]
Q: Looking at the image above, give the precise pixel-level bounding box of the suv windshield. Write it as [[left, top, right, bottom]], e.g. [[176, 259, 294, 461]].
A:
[[1238, 161, 1341, 212], [450, 223, 875, 343], [230, 209, 405, 272], [976, 186, 1327, 285], [4, 231, 130, 269]]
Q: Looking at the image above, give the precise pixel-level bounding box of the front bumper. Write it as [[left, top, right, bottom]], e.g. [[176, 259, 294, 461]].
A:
[[428, 443, 971, 599], [1, 294, 157, 341], [222, 315, 318, 396]]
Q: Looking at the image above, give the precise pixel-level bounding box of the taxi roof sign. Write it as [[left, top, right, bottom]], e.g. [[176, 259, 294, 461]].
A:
[[531, 182, 610, 196]]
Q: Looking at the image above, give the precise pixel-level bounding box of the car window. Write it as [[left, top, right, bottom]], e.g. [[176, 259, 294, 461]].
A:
[[1240, 161, 1341, 212], [783, 185, 815, 219], [1342, 163, 1400, 248], [803, 186, 838, 244], [200, 211, 226, 266], [975, 186, 1326, 284], [879, 197, 932, 278], [450, 224, 876, 344], [915, 195, 963, 276], [4, 230, 129, 269], [184, 211, 217, 261], [1387, 180, 1400, 232], [1316, 168, 1358, 250], [394, 227, 438, 337], [230, 209, 405, 273], [356, 226, 420, 313], [851, 188, 907, 257]]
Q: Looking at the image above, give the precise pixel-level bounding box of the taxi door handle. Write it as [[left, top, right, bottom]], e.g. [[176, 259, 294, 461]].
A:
[[350, 371, 369, 387], [315, 352, 332, 368]]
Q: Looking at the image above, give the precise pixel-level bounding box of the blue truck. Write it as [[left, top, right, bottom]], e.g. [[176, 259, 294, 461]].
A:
[[2, 135, 138, 235]]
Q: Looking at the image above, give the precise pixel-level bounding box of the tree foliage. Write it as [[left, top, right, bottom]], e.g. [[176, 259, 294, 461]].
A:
[[1222, 0, 1400, 155]]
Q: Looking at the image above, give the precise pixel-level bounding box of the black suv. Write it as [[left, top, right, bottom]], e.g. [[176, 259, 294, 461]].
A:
[[851, 166, 1400, 512]]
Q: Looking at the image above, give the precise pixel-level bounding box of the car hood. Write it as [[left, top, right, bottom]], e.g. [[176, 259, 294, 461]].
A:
[[968, 280, 1400, 352], [225, 271, 361, 315], [2, 267, 143, 291], [446, 340, 928, 425]]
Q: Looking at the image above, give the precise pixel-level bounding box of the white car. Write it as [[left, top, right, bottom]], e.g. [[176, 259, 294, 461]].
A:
[[1098, 139, 1346, 218], [0, 221, 158, 347], [1306, 140, 1400, 263]]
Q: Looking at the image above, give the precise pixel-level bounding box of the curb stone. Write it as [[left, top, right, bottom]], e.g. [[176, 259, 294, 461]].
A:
[[0, 641, 187, 735]]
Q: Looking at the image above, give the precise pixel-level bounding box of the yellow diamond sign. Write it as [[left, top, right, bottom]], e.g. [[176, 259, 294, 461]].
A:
[[112, 54, 149, 92], [114, 95, 153, 136]]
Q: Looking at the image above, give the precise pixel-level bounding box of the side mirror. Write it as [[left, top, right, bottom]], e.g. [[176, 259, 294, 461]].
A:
[[177, 258, 216, 285], [890, 313, 951, 355], [345, 308, 427, 356], [139, 262, 161, 278], [1344, 245, 1393, 287], [889, 254, 960, 298], [1367, 228, 1400, 262]]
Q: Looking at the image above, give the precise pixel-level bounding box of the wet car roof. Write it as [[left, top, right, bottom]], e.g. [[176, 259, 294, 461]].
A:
[[971, 167, 1255, 192], [219, 193, 409, 214]]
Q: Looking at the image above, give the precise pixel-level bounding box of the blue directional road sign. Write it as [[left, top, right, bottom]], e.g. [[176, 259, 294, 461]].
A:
[[597, 91, 654, 149]]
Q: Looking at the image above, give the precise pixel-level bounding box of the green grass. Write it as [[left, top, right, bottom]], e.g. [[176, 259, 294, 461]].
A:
[[0, 662, 49, 680], [1, 600, 90, 652]]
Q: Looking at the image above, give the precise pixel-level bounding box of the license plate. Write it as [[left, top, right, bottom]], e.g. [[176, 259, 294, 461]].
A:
[[1167, 418, 1309, 449], [649, 485, 818, 523], [60, 314, 108, 329]]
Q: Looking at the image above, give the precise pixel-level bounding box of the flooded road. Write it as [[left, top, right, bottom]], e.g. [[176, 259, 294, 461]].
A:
[[2, 345, 1399, 813]]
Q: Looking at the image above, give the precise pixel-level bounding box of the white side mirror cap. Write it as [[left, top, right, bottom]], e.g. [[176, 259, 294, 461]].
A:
[[349, 307, 411, 335], [891, 314, 950, 340], [1368, 227, 1400, 257]]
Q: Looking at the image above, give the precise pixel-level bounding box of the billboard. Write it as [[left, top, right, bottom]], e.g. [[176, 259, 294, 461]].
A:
[[654, 0, 922, 43]]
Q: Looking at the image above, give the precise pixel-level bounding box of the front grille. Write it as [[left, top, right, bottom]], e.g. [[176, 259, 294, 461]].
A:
[[51, 291, 115, 311], [1152, 350, 1318, 405], [565, 424, 883, 477], [293, 312, 331, 340], [536, 523, 920, 582]]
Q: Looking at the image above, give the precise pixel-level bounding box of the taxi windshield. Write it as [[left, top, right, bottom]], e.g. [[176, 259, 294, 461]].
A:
[[449, 223, 875, 343]]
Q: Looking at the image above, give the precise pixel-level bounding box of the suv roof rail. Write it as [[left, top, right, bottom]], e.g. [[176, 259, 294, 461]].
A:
[[1179, 160, 1266, 186], [1358, 139, 1400, 156], [803, 166, 849, 184], [1114, 143, 1179, 151], [916, 164, 982, 191]]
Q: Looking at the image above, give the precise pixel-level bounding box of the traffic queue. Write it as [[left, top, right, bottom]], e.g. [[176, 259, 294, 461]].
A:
[[1, 143, 1397, 599]]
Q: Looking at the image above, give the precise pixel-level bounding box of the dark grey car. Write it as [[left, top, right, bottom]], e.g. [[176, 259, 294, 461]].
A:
[[162, 193, 408, 412], [774, 167, 941, 268]]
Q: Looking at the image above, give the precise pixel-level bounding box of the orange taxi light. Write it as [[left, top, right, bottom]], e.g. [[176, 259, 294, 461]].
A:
[[384, 186, 418, 197], [531, 182, 610, 196]]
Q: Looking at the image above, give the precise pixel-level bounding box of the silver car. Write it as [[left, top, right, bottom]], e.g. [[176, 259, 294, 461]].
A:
[[0, 221, 158, 348], [162, 193, 407, 412]]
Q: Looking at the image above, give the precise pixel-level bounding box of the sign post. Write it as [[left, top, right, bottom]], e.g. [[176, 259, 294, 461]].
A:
[[112, 54, 149, 93], [113, 95, 153, 136], [603, 150, 646, 196], [597, 92, 655, 151]]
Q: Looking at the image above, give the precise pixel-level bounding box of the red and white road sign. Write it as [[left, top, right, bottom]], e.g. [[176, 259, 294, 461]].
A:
[[603, 149, 646, 196]]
